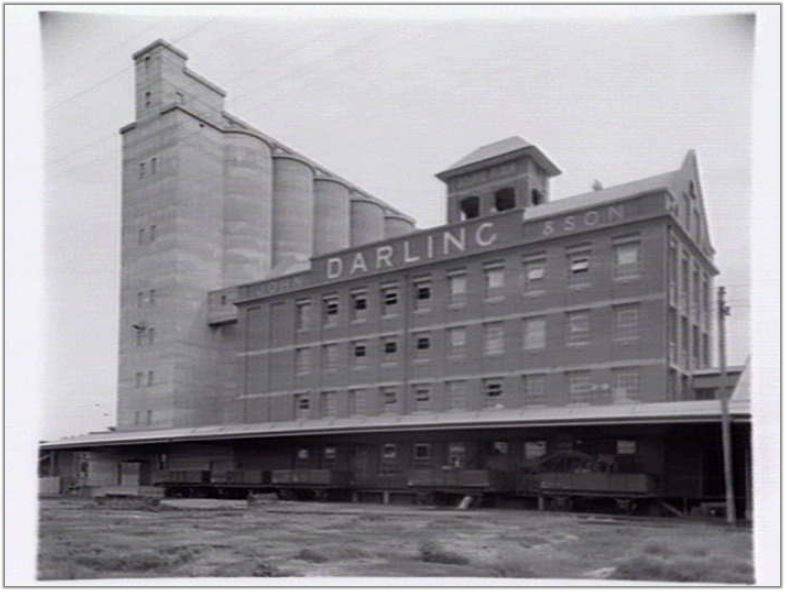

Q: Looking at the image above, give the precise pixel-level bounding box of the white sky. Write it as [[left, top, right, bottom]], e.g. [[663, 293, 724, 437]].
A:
[[34, 7, 756, 440]]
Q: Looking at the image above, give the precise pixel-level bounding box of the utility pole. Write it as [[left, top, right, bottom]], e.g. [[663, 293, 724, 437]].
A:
[[718, 286, 736, 525]]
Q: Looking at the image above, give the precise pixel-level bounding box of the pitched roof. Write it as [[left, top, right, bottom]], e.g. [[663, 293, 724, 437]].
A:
[[523, 170, 679, 222], [437, 136, 561, 179]]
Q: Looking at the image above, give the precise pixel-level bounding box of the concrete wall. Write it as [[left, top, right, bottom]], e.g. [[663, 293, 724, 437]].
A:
[[272, 155, 314, 272], [313, 178, 351, 255], [222, 132, 273, 286], [350, 196, 386, 246]]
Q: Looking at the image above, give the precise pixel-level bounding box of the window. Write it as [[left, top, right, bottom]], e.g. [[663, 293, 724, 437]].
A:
[[138, 228, 145, 245], [147, 371, 154, 386], [151, 157, 157, 175], [414, 333, 431, 356], [137, 291, 144, 307], [382, 337, 398, 357], [523, 257, 546, 292], [567, 371, 593, 403], [149, 225, 156, 242], [146, 410, 153, 425], [324, 446, 337, 461], [447, 326, 467, 355], [144, 91, 151, 108], [492, 441, 509, 455], [494, 187, 516, 212], [381, 387, 398, 412], [321, 391, 338, 418], [412, 386, 432, 412], [135, 327, 144, 347], [348, 389, 365, 415], [448, 443, 466, 468], [483, 322, 505, 355], [144, 56, 151, 70], [524, 440, 547, 460], [295, 300, 311, 330], [693, 270, 701, 316], [617, 440, 637, 455], [139, 162, 146, 178], [692, 326, 701, 366], [323, 344, 339, 372], [382, 443, 397, 459], [483, 378, 504, 408], [614, 241, 640, 279], [134, 372, 143, 388], [447, 271, 467, 304], [568, 250, 591, 282], [414, 443, 432, 460], [614, 304, 639, 341], [523, 317, 547, 351], [484, 263, 505, 297], [147, 327, 155, 345], [459, 196, 480, 220], [149, 289, 156, 306], [566, 310, 590, 345], [447, 381, 468, 410], [702, 333, 711, 368], [323, 296, 339, 326], [381, 285, 399, 315], [702, 277, 711, 327], [522, 374, 547, 405], [295, 347, 311, 375], [614, 369, 640, 401], [295, 395, 311, 420], [134, 411, 140, 426], [681, 258, 690, 309], [351, 291, 368, 321], [681, 318, 690, 366], [297, 448, 309, 460], [352, 342, 367, 366], [531, 189, 544, 206], [413, 278, 432, 310]]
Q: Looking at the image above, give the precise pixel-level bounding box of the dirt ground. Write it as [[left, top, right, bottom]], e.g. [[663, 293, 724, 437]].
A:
[[38, 497, 753, 583]]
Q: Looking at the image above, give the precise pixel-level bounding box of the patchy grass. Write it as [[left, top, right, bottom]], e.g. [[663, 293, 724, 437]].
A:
[[38, 498, 752, 582]]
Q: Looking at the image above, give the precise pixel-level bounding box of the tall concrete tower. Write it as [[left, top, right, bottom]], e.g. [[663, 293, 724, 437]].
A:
[[117, 40, 415, 431]]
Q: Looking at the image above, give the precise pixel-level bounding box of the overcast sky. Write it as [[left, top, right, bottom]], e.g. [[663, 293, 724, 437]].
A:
[[36, 7, 756, 439]]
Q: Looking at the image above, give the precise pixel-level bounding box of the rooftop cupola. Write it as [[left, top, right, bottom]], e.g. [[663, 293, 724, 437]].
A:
[[436, 136, 561, 224]]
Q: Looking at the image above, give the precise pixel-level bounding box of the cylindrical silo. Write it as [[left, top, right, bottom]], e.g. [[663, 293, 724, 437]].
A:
[[350, 194, 385, 247], [384, 211, 415, 238], [313, 177, 351, 255], [221, 132, 273, 286], [272, 155, 314, 271]]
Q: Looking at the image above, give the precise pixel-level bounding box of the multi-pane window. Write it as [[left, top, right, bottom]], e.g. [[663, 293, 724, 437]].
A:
[[381, 285, 399, 315], [351, 291, 368, 322], [614, 369, 640, 401], [323, 343, 339, 372], [567, 370, 593, 403], [614, 240, 640, 279], [522, 374, 547, 405], [352, 341, 367, 364], [382, 443, 397, 459], [483, 322, 505, 355], [447, 326, 467, 355], [524, 440, 547, 460], [567, 250, 591, 284], [523, 317, 547, 351], [413, 278, 432, 311], [414, 333, 431, 357], [323, 296, 339, 326], [447, 380, 468, 410], [447, 271, 467, 304], [614, 304, 639, 341], [414, 443, 432, 460], [382, 336, 398, 358], [483, 378, 504, 408], [321, 391, 338, 418], [412, 385, 432, 412], [566, 310, 591, 345], [348, 389, 365, 415], [523, 256, 546, 293], [295, 347, 311, 375], [381, 387, 398, 413], [484, 262, 505, 297], [295, 300, 311, 331], [295, 394, 311, 420]]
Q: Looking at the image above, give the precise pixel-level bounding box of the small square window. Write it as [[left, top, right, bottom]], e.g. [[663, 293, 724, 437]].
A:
[[382, 287, 399, 311], [382, 443, 397, 459], [617, 440, 637, 455], [297, 448, 309, 460], [353, 343, 367, 358], [492, 441, 509, 455], [414, 443, 431, 459], [324, 446, 337, 460], [383, 339, 398, 355], [524, 440, 547, 460], [525, 259, 546, 282], [415, 335, 431, 350]]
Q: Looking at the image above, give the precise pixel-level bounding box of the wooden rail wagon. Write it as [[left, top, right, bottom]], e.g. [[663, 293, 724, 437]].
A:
[[406, 468, 514, 492]]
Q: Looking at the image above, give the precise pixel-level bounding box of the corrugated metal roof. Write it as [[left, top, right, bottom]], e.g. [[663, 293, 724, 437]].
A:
[[523, 170, 678, 222], [40, 399, 750, 450]]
